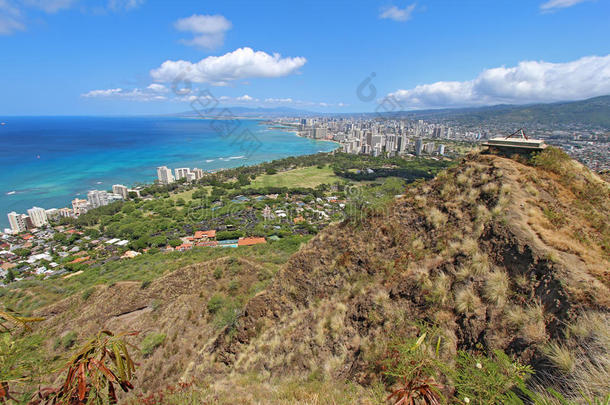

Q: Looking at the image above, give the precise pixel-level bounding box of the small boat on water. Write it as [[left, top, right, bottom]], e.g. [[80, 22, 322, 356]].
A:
[[6, 191, 16, 195], [0, 122, 6, 126]]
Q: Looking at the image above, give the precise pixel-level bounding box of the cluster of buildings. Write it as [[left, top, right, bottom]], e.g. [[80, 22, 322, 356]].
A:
[[170, 229, 267, 252], [293, 118, 457, 157], [5, 184, 141, 235], [282, 116, 608, 172], [7, 207, 55, 234], [0, 224, 145, 284], [156, 166, 206, 185]]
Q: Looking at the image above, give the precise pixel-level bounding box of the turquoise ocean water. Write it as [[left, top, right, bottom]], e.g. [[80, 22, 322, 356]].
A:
[[0, 116, 338, 228]]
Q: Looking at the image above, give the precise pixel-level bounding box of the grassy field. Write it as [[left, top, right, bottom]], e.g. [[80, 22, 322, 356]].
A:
[[169, 186, 211, 202], [249, 165, 342, 189]]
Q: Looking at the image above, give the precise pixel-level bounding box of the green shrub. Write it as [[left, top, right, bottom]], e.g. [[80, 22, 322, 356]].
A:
[[377, 325, 534, 405], [207, 294, 225, 314], [452, 349, 532, 404], [228, 280, 240, 292], [531, 146, 571, 175], [213, 301, 241, 331], [213, 267, 223, 279], [141, 332, 166, 357]]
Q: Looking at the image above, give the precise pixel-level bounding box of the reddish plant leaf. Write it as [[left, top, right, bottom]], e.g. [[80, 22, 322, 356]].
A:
[[77, 363, 86, 401]]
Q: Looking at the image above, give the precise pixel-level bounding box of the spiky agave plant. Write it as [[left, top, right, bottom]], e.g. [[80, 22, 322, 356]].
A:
[[382, 332, 444, 405], [387, 375, 442, 405], [29, 330, 139, 405]]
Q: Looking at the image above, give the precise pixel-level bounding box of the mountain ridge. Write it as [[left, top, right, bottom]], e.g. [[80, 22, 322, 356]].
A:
[[378, 95, 610, 128]]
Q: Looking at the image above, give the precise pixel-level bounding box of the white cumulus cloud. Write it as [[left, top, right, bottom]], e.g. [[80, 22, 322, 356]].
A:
[[146, 83, 168, 93], [540, 0, 592, 11], [82, 86, 167, 101], [174, 14, 231, 50], [150, 47, 307, 85], [379, 3, 416, 22], [388, 55, 610, 108]]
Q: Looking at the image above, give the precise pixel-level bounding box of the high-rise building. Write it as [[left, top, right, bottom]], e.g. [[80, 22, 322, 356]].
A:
[[72, 198, 89, 216], [87, 190, 109, 209], [193, 168, 204, 180], [7, 212, 26, 233], [157, 166, 175, 185], [27, 206, 48, 228], [175, 168, 191, 180], [312, 128, 327, 140], [112, 184, 129, 199], [438, 144, 446, 156], [398, 136, 409, 152], [424, 142, 436, 154], [415, 138, 423, 156]]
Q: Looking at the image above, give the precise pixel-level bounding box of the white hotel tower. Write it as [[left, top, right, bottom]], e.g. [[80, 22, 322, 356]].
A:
[[156, 166, 175, 185], [27, 206, 49, 228]]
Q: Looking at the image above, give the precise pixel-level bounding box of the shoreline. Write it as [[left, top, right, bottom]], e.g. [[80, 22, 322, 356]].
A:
[[1, 120, 339, 228], [263, 121, 342, 148]]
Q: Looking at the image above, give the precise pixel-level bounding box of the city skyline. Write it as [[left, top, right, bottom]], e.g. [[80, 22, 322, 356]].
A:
[[1, 0, 609, 115]]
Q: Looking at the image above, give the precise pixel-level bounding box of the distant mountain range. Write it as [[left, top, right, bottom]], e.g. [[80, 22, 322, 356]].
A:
[[173, 95, 610, 128], [379, 95, 610, 128]]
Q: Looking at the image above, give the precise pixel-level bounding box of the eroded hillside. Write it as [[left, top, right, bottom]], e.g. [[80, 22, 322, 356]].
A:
[[32, 150, 610, 403]]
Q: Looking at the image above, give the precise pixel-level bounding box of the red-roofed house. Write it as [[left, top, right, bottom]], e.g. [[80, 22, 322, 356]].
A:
[[176, 243, 193, 252], [237, 237, 267, 246], [194, 230, 216, 240], [69, 256, 90, 264]]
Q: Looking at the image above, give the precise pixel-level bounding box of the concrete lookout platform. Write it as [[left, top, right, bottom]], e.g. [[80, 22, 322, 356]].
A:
[[482, 129, 547, 156]]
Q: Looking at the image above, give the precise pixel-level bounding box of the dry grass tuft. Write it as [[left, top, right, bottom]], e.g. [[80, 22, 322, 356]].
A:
[[426, 208, 448, 229], [470, 252, 490, 276], [455, 286, 482, 315], [481, 182, 499, 196], [506, 305, 527, 328], [456, 173, 470, 187], [428, 272, 452, 306], [411, 237, 425, 251], [545, 342, 575, 373], [483, 269, 509, 307]]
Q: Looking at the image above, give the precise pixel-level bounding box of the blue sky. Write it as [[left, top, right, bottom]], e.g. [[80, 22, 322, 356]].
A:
[[0, 0, 609, 115]]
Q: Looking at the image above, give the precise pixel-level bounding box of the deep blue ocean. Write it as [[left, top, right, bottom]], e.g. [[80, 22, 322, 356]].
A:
[[0, 116, 338, 228]]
